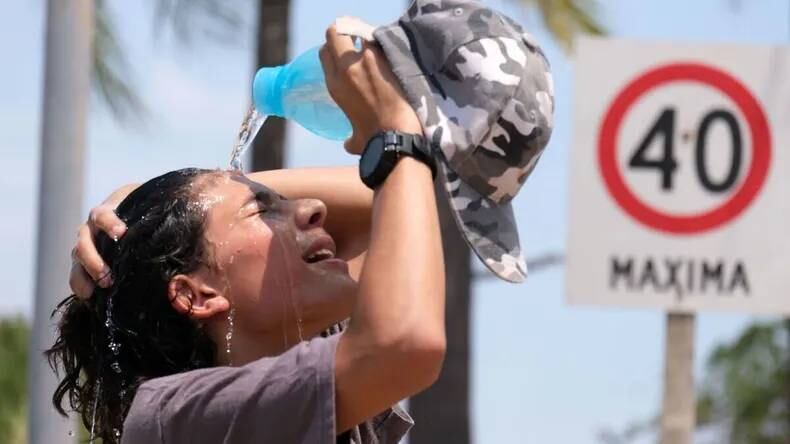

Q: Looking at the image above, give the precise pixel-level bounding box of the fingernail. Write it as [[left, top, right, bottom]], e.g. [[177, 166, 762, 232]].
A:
[[111, 224, 126, 241]]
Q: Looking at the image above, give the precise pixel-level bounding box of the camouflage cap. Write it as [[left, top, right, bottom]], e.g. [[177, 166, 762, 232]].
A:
[[372, 0, 554, 283]]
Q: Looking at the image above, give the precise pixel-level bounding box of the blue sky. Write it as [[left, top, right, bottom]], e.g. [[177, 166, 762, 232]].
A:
[[1, 0, 788, 443]]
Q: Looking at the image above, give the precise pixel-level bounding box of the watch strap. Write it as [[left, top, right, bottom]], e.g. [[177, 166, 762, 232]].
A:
[[359, 130, 437, 189], [382, 132, 437, 179]]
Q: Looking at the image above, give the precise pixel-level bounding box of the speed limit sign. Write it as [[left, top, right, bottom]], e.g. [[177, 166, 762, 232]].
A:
[[566, 37, 790, 314]]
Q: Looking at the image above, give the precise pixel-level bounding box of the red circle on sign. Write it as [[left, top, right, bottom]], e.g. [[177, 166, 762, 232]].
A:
[[598, 63, 771, 234]]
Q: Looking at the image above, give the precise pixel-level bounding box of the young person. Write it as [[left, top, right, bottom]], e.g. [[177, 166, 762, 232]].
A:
[[52, 27, 445, 443]]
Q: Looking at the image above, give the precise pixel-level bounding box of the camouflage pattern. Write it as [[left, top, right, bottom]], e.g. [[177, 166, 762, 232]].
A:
[[373, 0, 554, 283]]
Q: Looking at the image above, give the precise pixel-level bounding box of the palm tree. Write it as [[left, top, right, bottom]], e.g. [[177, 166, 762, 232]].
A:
[[251, 0, 290, 172], [29, 2, 94, 443]]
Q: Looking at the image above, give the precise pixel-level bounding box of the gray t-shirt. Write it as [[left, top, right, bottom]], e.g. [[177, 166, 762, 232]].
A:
[[122, 334, 413, 444]]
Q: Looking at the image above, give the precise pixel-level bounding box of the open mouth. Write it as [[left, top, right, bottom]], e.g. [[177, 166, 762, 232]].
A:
[[304, 248, 335, 263], [302, 236, 337, 264]]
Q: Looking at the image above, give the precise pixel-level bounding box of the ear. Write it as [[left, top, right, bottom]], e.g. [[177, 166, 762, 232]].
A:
[[168, 275, 230, 321]]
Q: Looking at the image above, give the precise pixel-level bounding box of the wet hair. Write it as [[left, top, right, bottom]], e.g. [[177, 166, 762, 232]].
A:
[[46, 168, 221, 443]]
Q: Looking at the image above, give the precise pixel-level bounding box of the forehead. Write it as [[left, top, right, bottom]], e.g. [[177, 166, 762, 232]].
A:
[[192, 172, 273, 218]]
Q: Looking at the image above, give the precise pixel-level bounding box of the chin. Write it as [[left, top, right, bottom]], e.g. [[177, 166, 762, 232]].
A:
[[302, 274, 356, 326]]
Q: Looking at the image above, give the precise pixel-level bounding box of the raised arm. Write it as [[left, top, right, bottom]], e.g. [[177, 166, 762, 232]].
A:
[[318, 27, 446, 433]]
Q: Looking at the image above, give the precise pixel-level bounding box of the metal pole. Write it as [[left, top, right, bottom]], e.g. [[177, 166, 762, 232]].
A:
[[659, 313, 696, 444], [28, 1, 94, 442]]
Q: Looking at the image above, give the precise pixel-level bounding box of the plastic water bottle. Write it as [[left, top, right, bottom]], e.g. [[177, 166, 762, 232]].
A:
[[253, 46, 353, 141]]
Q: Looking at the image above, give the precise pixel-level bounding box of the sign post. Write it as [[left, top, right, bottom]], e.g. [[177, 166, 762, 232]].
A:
[[568, 37, 790, 444], [660, 313, 695, 444]]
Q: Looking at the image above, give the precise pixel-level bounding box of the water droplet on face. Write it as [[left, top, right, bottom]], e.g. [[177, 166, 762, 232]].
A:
[[271, 232, 305, 347], [68, 430, 74, 437], [110, 362, 122, 373], [108, 341, 121, 354], [114, 428, 121, 438]]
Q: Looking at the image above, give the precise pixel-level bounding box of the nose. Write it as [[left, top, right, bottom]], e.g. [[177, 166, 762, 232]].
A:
[[293, 198, 327, 231]]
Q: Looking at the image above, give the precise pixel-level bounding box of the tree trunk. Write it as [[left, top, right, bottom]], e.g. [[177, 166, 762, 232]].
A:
[[29, 1, 94, 443], [252, 0, 290, 171], [410, 180, 472, 444]]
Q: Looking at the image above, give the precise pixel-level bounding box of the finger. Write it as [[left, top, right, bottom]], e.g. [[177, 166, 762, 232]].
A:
[[88, 205, 126, 241], [361, 41, 401, 87], [318, 45, 336, 74], [69, 260, 96, 300], [318, 45, 337, 85], [361, 40, 385, 59], [76, 224, 113, 286], [325, 25, 359, 70]]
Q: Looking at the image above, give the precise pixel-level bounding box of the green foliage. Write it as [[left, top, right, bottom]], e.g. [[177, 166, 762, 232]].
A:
[[519, 0, 606, 51], [0, 317, 29, 444], [697, 320, 790, 444]]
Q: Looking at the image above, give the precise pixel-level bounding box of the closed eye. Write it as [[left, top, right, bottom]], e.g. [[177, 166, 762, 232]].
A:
[[243, 188, 284, 217], [253, 191, 277, 215]]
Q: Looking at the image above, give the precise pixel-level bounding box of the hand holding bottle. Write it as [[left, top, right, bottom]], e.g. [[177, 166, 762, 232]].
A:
[[318, 25, 422, 155]]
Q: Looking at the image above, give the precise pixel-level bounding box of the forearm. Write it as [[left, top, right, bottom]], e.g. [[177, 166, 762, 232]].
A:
[[335, 158, 445, 430], [350, 158, 444, 345]]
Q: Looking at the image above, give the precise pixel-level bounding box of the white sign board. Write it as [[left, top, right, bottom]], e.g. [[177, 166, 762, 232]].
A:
[[566, 37, 790, 315]]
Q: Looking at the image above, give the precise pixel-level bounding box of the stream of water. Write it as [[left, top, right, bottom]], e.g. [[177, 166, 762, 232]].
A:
[[229, 105, 268, 171]]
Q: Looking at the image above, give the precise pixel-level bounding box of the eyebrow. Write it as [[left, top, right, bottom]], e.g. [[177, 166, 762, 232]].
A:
[[243, 190, 271, 207]]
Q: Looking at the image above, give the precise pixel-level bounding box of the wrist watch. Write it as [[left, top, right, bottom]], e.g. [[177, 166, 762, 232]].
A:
[[359, 130, 436, 189]]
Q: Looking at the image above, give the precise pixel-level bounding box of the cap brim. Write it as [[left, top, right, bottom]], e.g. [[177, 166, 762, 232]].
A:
[[437, 160, 527, 283]]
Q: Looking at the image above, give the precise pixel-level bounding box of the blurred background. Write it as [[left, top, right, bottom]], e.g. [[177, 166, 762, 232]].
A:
[[1, 0, 789, 443]]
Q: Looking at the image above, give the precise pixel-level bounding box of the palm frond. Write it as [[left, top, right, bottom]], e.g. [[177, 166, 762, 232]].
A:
[[92, 0, 246, 124], [93, 0, 146, 123], [519, 0, 606, 52], [152, 0, 245, 46]]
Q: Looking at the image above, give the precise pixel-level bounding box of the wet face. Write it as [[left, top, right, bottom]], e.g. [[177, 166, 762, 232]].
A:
[[194, 173, 356, 346]]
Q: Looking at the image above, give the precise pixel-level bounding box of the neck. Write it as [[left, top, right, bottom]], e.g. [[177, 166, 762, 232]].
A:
[[215, 317, 341, 366]]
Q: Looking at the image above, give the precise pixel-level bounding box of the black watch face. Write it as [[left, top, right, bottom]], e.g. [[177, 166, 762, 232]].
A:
[[360, 137, 384, 178]]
